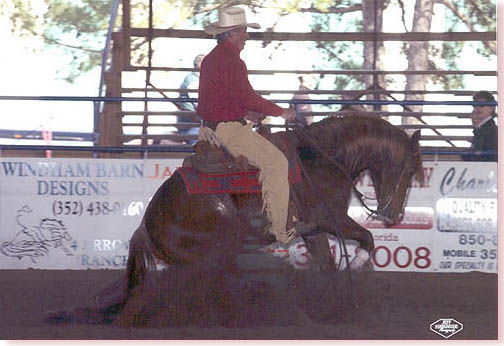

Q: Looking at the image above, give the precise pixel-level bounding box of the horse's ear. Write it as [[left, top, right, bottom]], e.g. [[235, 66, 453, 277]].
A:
[[410, 130, 421, 151]]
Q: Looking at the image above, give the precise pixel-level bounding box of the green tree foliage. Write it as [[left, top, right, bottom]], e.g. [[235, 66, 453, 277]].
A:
[[310, 7, 365, 94], [431, 0, 496, 89], [1, 0, 257, 82], [3, 0, 114, 82], [429, 42, 464, 89], [2, 0, 496, 88]]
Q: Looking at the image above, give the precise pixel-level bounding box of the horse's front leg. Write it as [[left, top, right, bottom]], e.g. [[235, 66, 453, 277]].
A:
[[317, 215, 374, 270], [301, 228, 337, 272], [340, 215, 375, 253], [341, 215, 374, 269]]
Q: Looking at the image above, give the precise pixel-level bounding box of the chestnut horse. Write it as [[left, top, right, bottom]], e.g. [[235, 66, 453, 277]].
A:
[[53, 114, 424, 325], [123, 114, 422, 278]]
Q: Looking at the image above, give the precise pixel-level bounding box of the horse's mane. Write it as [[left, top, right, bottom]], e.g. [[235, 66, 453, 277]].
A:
[[290, 114, 411, 175]]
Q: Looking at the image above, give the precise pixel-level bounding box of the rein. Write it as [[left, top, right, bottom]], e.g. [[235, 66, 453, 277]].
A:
[[368, 167, 407, 221], [281, 121, 357, 302]]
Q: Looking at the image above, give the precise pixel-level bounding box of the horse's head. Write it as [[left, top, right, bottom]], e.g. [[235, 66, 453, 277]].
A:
[[370, 130, 424, 225]]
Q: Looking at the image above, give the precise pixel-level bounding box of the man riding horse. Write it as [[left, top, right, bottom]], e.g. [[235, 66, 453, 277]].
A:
[[45, 7, 426, 327], [197, 6, 297, 244]]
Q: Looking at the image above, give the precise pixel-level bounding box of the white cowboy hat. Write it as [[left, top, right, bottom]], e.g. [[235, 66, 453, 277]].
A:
[[204, 7, 260, 35]]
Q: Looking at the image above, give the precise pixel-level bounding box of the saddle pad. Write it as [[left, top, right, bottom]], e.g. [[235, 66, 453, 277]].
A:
[[177, 159, 301, 195]]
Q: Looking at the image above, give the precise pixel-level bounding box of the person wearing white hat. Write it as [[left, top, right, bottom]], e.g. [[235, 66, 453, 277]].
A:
[[197, 6, 297, 244]]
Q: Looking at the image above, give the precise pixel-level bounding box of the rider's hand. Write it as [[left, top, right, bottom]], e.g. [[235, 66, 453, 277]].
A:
[[246, 111, 263, 123], [281, 108, 296, 122]]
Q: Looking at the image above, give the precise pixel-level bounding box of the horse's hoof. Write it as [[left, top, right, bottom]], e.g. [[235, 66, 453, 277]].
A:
[[349, 249, 370, 270]]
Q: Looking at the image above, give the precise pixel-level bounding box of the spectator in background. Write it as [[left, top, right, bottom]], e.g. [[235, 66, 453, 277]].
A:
[[338, 92, 367, 113], [175, 54, 205, 144], [463, 90, 498, 162], [287, 75, 314, 127]]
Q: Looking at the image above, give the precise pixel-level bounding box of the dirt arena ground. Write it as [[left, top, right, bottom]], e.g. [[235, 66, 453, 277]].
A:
[[0, 268, 497, 340]]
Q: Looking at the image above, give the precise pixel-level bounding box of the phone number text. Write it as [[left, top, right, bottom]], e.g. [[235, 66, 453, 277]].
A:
[[52, 200, 145, 217]]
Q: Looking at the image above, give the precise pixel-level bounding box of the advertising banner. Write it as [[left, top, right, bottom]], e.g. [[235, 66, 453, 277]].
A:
[[346, 161, 497, 273], [0, 158, 182, 270], [0, 158, 497, 273]]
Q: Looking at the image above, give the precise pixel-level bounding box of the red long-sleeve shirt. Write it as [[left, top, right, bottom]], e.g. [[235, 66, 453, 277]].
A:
[[197, 40, 283, 122]]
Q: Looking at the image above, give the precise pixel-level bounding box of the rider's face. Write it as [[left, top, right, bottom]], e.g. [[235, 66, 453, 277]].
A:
[[228, 27, 249, 51]]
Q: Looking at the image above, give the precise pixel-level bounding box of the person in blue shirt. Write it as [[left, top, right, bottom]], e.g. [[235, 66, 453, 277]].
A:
[[175, 54, 205, 144], [286, 75, 314, 127]]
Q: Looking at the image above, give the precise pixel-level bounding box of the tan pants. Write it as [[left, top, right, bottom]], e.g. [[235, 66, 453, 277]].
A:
[[198, 121, 290, 243]]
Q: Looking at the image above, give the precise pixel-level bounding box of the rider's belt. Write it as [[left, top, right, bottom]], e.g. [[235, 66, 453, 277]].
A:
[[202, 118, 247, 131]]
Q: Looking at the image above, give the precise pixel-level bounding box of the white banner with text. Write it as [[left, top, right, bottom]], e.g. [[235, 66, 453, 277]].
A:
[[0, 158, 497, 273]]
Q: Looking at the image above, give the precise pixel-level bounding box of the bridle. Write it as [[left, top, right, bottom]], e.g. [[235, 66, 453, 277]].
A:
[[288, 120, 411, 219], [367, 164, 409, 222], [277, 119, 412, 306]]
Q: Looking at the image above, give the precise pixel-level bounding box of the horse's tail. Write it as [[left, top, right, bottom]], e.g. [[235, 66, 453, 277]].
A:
[[125, 222, 157, 293], [45, 223, 157, 326]]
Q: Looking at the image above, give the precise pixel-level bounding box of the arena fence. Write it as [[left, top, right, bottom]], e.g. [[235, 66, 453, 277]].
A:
[[0, 95, 497, 160], [0, 1, 497, 158]]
